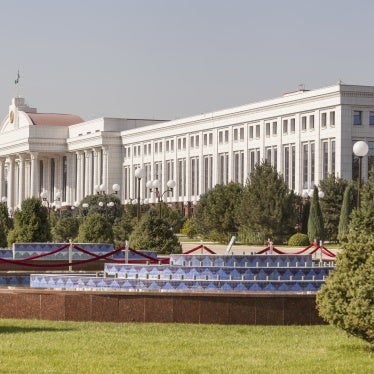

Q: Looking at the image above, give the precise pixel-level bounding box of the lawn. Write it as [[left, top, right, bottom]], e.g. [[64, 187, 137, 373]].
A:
[[0, 320, 372, 373]]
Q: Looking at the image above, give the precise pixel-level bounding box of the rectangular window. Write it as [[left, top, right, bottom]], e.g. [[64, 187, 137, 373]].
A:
[[159, 142, 162, 152], [203, 155, 213, 193], [219, 131, 223, 144], [204, 134, 208, 146], [311, 142, 315, 186], [284, 146, 289, 186], [225, 130, 229, 143], [283, 120, 288, 134], [166, 141, 169, 152], [148, 144, 151, 154], [309, 115, 315, 130], [155, 143, 158, 153], [209, 133, 213, 145], [330, 111, 335, 127], [273, 147, 278, 170], [255, 125, 260, 138], [331, 140, 336, 174], [301, 116, 307, 131], [322, 141, 329, 179], [177, 158, 186, 198], [239, 127, 244, 140], [272, 121, 277, 135], [249, 126, 253, 139], [234, 128, 238, 141], [183, 138, 186, 149], [266, 147, 272, 163], [218, 153, 229, 184], [144, 144, 147, 155], [370, 111, 374, 126], [321, 113, 327, 128], [266, 122, 270, 137], [190, 137, 194, 148], [353, 110, 362, 125], [195, 135, 199, 147], [303, 143, 308, 189], [291, 145, 295, 190], [233, 151, 244, 184], [290, 118, 295, 133]]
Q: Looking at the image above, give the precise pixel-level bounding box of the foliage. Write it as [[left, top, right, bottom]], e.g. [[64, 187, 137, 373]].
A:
[[300, 199, 310, 235], [129, 209, 182, 254], [180, 217, 198, 238], [0, 202, 13, 247], [76, 213, 114, 244], [237, 227, 265, 245], [288, 233, 310, 247], [193, 182, 243, 242], [158, 204, 185, 233], [307, 186, 324, 242], [7, 197, 51, 246], [51, 217, 80, 242], [317, 168, 374, 348], [319, 175, 348, 242], [78, 194, 123, 225], [112, 213, 135, 248], [338, 182, 357, 243], [239, 161, 297, 244]]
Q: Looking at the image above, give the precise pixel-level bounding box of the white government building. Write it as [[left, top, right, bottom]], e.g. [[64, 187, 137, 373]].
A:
[[0, 82, 373, 214]]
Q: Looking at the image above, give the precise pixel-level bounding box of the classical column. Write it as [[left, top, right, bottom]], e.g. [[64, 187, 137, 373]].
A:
[[93, 148, 99, 190], [7, 156, 15, 209], [0, 158, 5, 199], [18, 154, 25, 206], [30, 152, 39, 197], [75, 151, 82, 202], [102, 147, 108, 192], [66, 153, 76, 205], [85, 150, 92, 196]]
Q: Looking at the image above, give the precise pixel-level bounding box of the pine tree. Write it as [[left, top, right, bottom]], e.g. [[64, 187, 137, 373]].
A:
[[129, 209, 182, 254], [239, 161, 297, 244], [7, 197, 51, 246], [317, 167, 374, 348], [307, 186, 324, 242], [319, 174, 348, 242], [337, 182, 357, 243]]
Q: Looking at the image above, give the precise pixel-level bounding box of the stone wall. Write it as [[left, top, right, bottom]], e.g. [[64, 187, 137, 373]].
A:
[[0, 289, 324, 325]]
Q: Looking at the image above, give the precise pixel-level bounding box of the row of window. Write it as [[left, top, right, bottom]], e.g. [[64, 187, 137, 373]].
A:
[[353, 110, 374, 126]]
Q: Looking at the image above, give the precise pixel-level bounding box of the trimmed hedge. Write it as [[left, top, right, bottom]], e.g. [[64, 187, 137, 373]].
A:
[[288, 233, 310, 246]]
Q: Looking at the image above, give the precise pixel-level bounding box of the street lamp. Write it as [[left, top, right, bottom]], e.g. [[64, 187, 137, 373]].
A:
[[95, 183, 120, 195], [147, 178, 176, 218], [134, 167, 146, 221], [353, 140, 369, 208]]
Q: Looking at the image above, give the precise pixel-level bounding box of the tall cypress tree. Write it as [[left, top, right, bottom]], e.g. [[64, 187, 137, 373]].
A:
[[337, 182, 357, 243], [307, 186, 324, 242]]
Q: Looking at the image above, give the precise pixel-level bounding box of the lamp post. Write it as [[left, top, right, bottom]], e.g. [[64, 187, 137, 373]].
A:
[[147, 178, 176, 218], [40, 190, 63, 219], [134, 168, 146, 221], [353, 141, 369, 208]]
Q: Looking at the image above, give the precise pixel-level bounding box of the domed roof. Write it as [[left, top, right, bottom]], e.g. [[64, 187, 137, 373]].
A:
[[27, 113, 84, 126]]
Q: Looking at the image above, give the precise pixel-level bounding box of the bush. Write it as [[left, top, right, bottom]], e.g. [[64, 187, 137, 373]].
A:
[[288, 233, 310, 246]]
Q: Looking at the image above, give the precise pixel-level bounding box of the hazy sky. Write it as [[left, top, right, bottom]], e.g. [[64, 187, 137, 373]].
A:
[[1, 0, 373, 122]]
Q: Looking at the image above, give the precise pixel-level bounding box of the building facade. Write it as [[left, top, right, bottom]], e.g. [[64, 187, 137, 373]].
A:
[[0, 83, 373, 212]]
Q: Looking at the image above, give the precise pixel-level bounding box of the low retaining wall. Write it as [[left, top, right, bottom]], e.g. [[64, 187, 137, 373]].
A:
[[0, 289, 324, 325]]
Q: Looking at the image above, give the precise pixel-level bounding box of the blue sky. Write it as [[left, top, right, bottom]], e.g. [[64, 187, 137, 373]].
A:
[[1, 0, 373, 121]]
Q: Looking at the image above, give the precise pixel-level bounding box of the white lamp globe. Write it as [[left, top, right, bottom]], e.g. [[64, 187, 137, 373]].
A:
[[146, 180, 153, 189], [318, 190, 325, 199], [167, 180, 176, 189], [152, 179, 161, 189], [353, 141, 369, 157], [112, 183, 120, 193], [134, 167, 146, 179]]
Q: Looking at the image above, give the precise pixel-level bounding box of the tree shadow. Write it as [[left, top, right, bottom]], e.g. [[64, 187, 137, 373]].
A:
[[0, 325, 76, 334]]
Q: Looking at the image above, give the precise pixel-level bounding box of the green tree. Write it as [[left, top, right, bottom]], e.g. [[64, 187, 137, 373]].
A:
[[129, 209, 182, 254], [300, 198, 310, 235], [51, 217, 80, 242], [78, 194, 123, 225], [180, 217, 198, 239], [113, 213, 135, 248], [319, 174, 348, 242], [307, 186, 324, 243], [76, 213, 114, 243], [317, 168, 374, 348], [0, 202, 13, 247], [337, 182, 357, 243], [7, 197, 51, 246], [239, 161, 297, 244], [193, 182, 243, 243]]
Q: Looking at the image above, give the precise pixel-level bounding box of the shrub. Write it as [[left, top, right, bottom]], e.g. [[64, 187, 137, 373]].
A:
[[288, 233, 310, 246]]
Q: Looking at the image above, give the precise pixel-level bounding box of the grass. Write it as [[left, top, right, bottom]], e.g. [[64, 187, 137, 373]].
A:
[[0, 320, 372, 373]]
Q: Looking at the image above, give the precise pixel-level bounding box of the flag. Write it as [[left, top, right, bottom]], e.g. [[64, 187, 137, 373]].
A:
[[14, 71, 20, 85]]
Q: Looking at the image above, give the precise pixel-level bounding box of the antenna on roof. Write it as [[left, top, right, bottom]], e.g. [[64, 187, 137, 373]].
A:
[[14, 70, 21, 97], [298, 83, 305, 91]]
